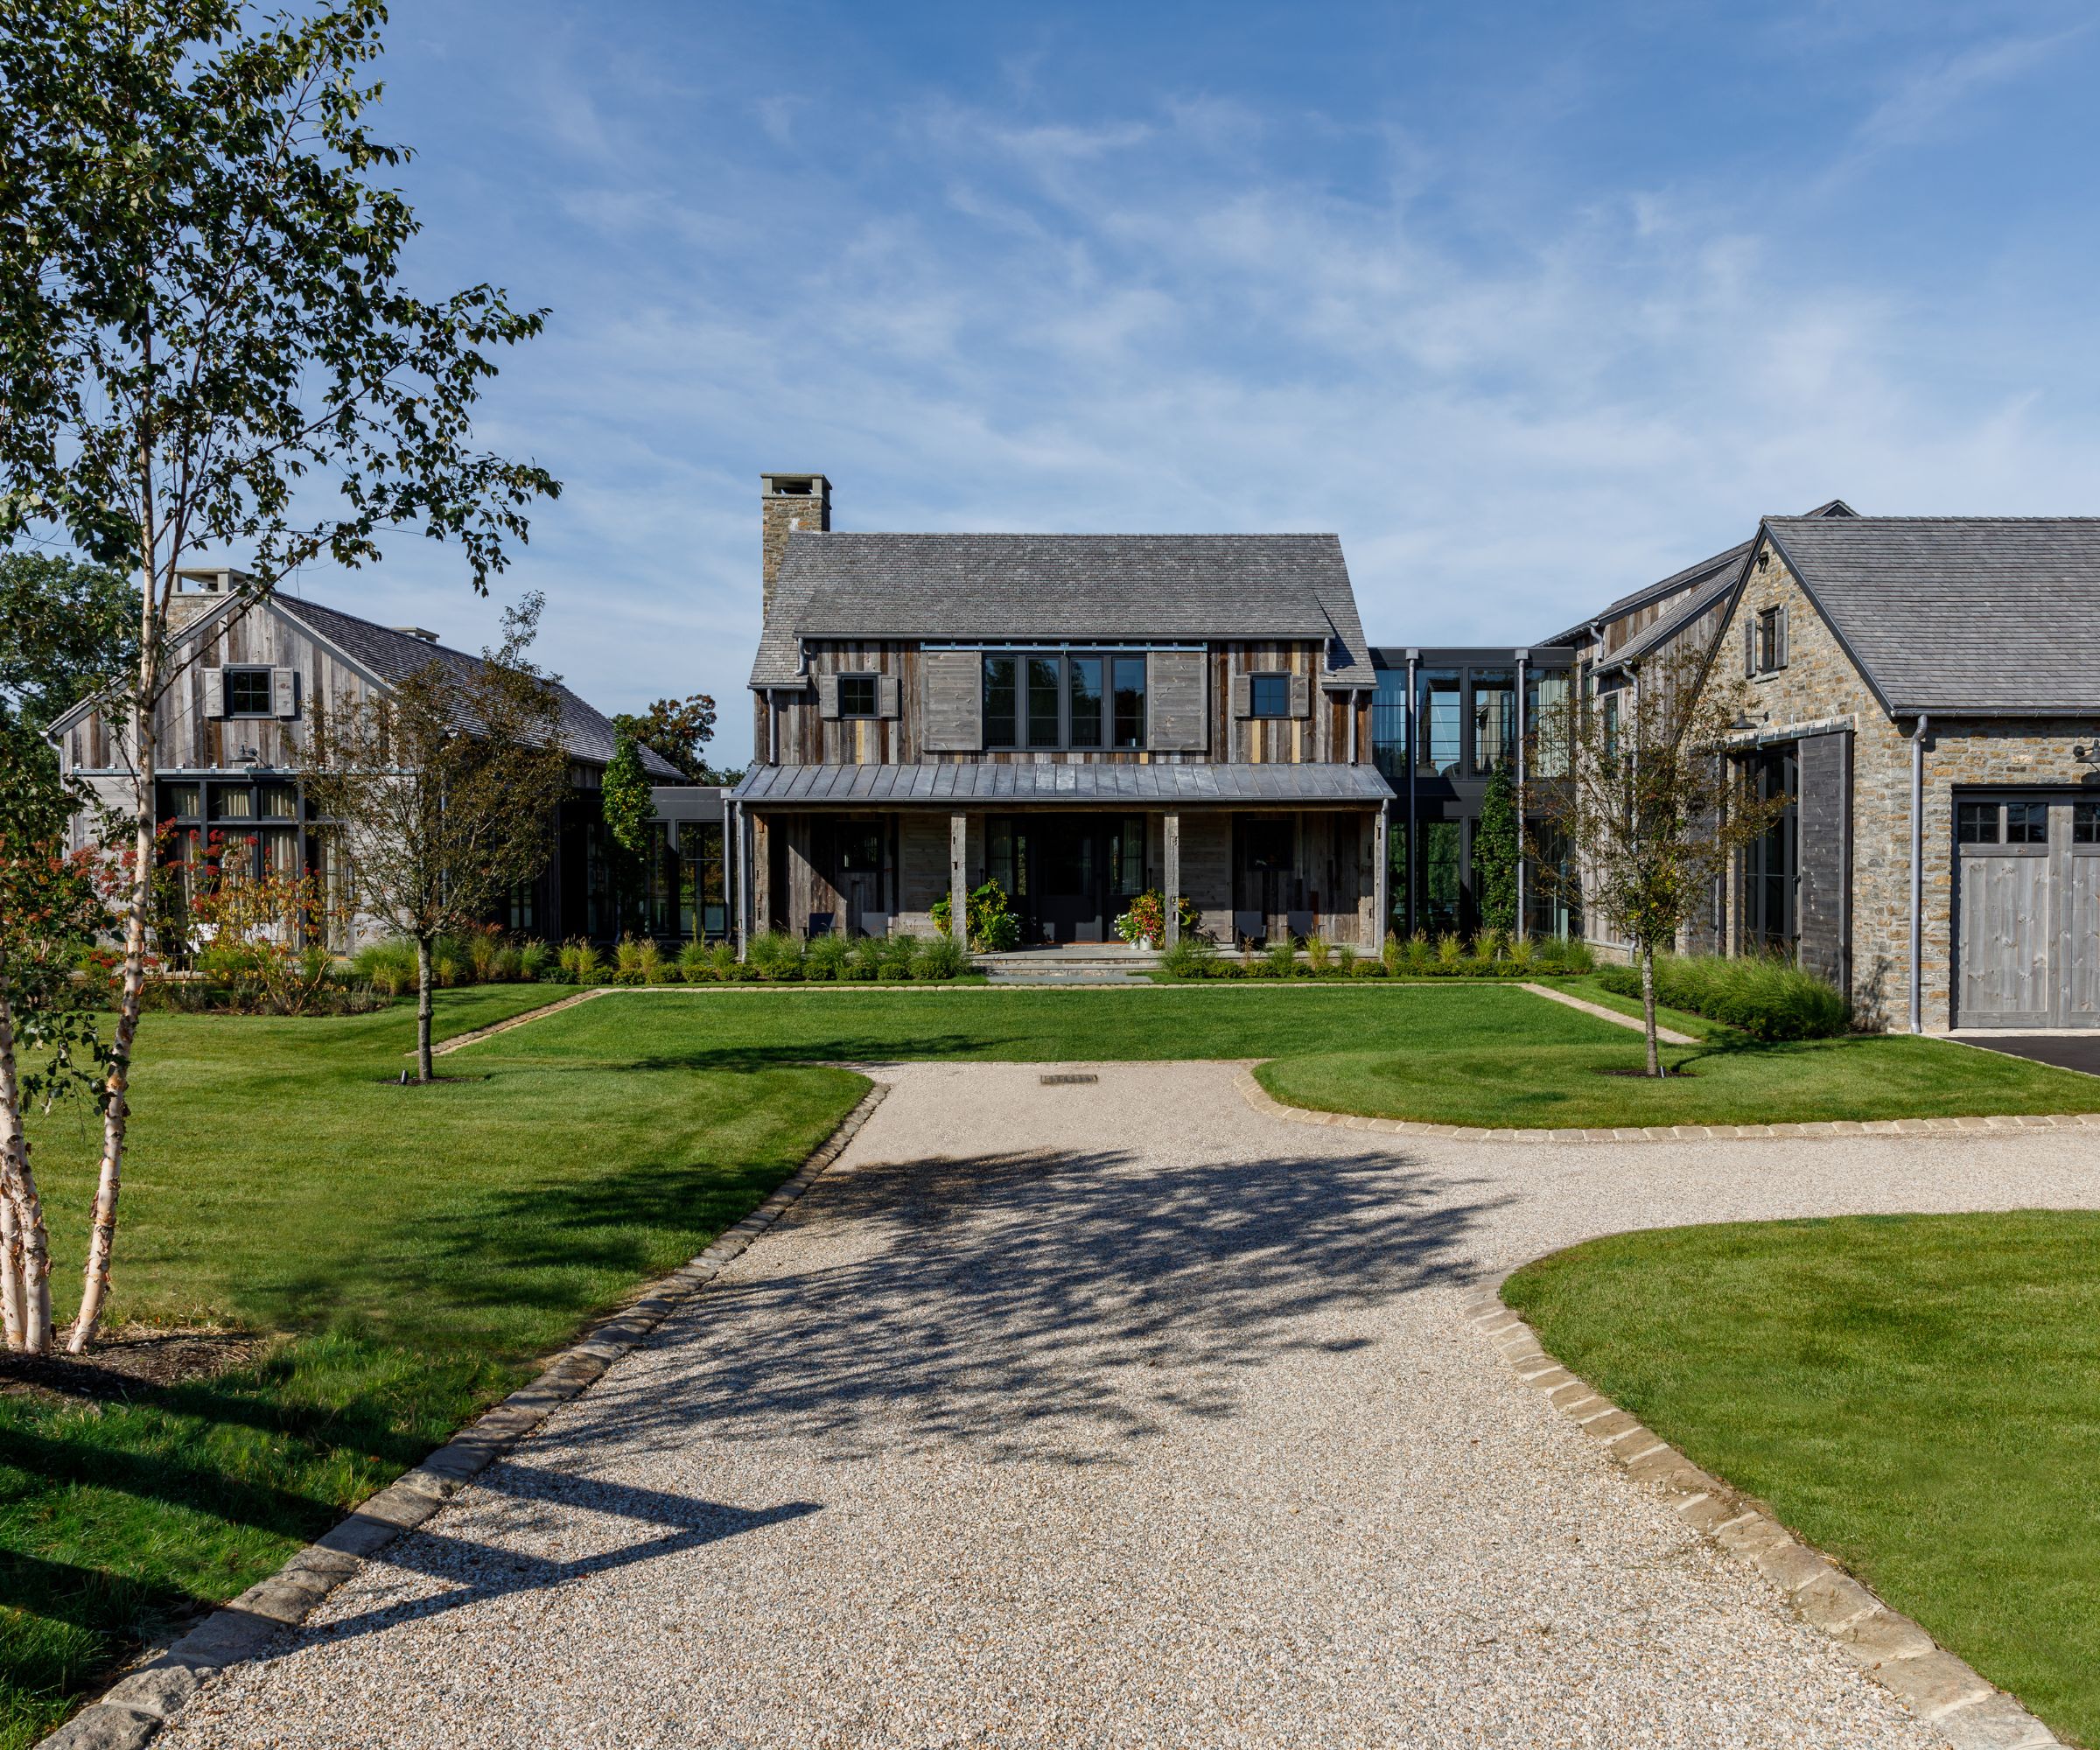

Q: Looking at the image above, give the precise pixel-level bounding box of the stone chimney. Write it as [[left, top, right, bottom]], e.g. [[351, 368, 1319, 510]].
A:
[[167, 564, 256, 630], [760, 472, 830, 622]]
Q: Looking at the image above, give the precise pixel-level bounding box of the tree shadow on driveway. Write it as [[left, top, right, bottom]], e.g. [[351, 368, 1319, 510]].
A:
[[541, 1138, 1506, 1469]]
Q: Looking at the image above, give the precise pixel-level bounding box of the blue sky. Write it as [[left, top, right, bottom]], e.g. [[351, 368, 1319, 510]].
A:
[[280, 0, 2100, 765]]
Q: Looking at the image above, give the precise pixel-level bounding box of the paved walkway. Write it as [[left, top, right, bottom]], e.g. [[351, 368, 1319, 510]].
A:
[[164, 1063, 2100, 1748]]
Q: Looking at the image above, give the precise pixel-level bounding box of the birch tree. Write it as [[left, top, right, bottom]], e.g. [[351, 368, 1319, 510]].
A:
[[0, 1, 555, 1348], [303, 597, 570, 1082], [1529, 648, 1783, 1074]]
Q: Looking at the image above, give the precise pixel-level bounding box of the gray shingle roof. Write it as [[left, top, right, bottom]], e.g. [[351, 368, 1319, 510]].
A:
[[751, 532, 1376, 690], [1763, 517, 2100, 716], [732, 760, 1395, 806], [1595, 552, 1751, 673], [277, 598, 681, 775]]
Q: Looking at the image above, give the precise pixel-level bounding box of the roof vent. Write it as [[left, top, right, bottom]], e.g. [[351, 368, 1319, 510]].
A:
[[392, 626, 439, 643]]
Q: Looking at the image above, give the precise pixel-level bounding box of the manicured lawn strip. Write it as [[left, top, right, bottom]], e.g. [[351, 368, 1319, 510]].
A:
[[1505, 1215, 2100, 1746], [2, 992, 864, 1749], [1255, 1030, 2100, 1128], [1552, 973, 1722, 1041], [478, 981, 1625, 1068]]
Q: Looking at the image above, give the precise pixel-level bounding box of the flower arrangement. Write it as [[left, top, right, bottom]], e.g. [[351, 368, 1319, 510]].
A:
[[1112, 890, 1200, 948]]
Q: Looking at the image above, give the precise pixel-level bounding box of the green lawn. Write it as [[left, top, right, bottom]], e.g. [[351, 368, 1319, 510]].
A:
[[1506, 1215, 2100, 1747], [1, 990, 864, 1750]]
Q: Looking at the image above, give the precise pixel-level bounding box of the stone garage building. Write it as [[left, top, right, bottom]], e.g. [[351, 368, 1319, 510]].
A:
[[1701, 516, 2100, 1033]]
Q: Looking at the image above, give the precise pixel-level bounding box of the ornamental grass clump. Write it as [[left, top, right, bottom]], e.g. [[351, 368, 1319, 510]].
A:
[[557, 941, 601, 984], [1435, 932, 1464, 972], [878, 934, 919, 980], [1304, 932, 1332, 974], [1265, 938, 1299, 979], [1160, 934, 1216, 979], [805, 934, 850, 982], [1595, 952, 1850, 1040], [677, 940, 715, 982], [915, 933, 969, 981], [849, 935, 885, 981], [747, 930, 805, 983]]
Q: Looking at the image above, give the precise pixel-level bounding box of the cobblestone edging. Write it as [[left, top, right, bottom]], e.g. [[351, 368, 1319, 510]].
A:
[[36, 1082, 892, 1750], [1466, 1284, 2062, 1750], [1236, 1066, 2100, 1144], [1518, 980, 1699, 1044]]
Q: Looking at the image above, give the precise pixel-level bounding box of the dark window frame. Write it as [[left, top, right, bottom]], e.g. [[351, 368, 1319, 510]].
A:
[[836, 672, 879, 718], [1248, 672, 1292, 719], [223, 666, 274, 718], [982, 650, 1144, 752]]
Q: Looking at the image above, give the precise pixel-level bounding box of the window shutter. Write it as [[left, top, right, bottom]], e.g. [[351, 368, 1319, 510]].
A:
[[817, 675, 841, 719], [1775, 605, 1789, 668], [271, 668, 297, 718], [1146, 651, 1207, 751], [204, 668, 225, 718], [1744, 616, 1756, 676], [921, 649, 983, 751], [878, 675, 901, 718], [1230, 674, 1251, 718], [1288, 673, 1311, 718]]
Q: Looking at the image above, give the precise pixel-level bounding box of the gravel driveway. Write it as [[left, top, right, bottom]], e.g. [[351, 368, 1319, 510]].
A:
[[164, 1061, 2100, 1749]]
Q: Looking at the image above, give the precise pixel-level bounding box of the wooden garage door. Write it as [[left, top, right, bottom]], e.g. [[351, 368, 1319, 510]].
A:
[[1954, 795, 2100, 1028]]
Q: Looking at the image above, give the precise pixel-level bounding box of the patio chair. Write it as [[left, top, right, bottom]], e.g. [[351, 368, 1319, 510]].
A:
[[855, 911, 892, 940], [806, 910, 836, 939], [1286, 909, 1313, 942], [1233, 909, 1267, 948]]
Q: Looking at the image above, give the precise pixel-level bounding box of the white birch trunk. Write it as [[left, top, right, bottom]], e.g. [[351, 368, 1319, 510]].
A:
[[69, 583, 163, 1353], [1639, 939, 1663, 1079], [416, 934, 435, 1083], [0, 986, 52, 1351]]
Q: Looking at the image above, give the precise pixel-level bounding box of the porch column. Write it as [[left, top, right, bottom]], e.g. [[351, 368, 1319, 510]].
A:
[[1163, 811, 1181, 946], [1373, 802, 1390, 948], [949, 812, 968, 945]]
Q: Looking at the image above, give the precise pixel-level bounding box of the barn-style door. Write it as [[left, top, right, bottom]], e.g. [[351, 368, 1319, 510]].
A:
[[1954, 794, 2100, 1028]]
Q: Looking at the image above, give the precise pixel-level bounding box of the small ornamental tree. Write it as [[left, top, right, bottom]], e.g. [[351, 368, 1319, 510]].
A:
[[304, 598, 570, 1082], [1474, 766, 1519, 939], [602, 719, 655, 858], [0, 1, 555, 1348], [1530, 648, 1784, 1075]]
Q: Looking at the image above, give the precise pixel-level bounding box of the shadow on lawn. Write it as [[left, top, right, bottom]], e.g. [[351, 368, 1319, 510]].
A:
[[595, 1031, 998, 1073], [536, 1137, 1506, 1470]]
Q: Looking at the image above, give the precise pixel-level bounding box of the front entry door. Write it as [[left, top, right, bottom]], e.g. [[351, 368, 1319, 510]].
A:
[[817, 818, 885, 936], [1034, 816, 1105, 942]]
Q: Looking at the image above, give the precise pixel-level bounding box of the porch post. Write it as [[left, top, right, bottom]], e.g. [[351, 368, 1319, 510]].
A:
[[949, 812, 968, 946], [1163, 812, 1181, 946], [1373, 801, 1390, 948], [734, 802, 750, 962], [1515, 651, 1529, 935]]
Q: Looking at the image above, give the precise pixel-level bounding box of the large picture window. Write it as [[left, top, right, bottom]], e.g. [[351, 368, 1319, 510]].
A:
[[1416, 668, 1460, 776], [1472, 668, 1516, 774], [983, 652, 1147, 751]]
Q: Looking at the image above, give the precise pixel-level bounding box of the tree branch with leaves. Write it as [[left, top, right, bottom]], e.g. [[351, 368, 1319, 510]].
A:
[[303, 596, 570, 1082], [1529, 648, 1783, 1074], [0, 0, 555, 1347]]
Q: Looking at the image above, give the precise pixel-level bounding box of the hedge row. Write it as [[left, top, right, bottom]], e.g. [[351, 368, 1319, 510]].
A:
[[1595, 952, 1851, 1040]]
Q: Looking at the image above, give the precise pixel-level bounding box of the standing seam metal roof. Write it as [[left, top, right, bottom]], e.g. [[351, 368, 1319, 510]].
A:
[[731, 761, 1395, 805]]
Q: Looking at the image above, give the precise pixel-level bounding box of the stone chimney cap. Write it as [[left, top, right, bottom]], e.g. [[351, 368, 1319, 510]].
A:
[[174, 565, 256, 593], [390, 626, 439, 643]]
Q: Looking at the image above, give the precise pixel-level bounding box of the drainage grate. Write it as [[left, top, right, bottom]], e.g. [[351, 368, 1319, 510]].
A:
[[1039, 1073, 1099, 1086]]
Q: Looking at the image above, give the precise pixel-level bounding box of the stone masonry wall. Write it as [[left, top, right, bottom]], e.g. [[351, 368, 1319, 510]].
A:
[[1712, 540, 2097, 1032]]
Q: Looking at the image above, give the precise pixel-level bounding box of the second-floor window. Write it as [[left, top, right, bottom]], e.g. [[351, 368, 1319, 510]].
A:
[[837, 674, 878, 718], [984, 652, 1145, 750], [1248, 673, 1291, 718], [224, 667, 274, 717]]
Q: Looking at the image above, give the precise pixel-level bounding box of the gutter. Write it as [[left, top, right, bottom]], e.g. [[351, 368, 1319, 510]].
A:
[[1909, 713, 1928, 1033]]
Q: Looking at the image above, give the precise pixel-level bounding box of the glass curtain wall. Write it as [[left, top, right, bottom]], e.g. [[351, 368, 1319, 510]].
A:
[[1416, 669, 1461, 776], [1472, 669, 1516, 774]]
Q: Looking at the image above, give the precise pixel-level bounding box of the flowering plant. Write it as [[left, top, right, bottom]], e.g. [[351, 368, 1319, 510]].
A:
[[1111, 890, 1200, 946]]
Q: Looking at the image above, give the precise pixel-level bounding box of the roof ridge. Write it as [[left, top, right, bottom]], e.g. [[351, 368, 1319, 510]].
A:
[[279, 593, 480, 663]]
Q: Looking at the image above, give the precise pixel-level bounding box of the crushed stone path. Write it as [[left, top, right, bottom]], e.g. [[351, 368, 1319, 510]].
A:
[[162, 1061, 2100, 1749]]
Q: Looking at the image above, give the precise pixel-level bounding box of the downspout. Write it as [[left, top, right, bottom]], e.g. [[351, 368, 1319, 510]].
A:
[[1515, 650, 1528, 934], [1909, 713, 1928, 1032], [1404, 650, 1418, 935]]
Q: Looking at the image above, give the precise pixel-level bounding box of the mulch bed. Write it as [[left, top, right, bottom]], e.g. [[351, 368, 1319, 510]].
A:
[[0, 1326, 262, 1404]]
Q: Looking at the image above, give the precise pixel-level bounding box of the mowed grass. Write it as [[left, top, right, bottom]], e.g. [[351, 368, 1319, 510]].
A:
[[1506, 1215, 2100, 1746], [1, 990, 864, 1749]]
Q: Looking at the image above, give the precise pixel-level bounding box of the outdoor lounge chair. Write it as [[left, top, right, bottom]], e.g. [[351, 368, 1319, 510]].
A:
[[1234, 909, 1267, 948]]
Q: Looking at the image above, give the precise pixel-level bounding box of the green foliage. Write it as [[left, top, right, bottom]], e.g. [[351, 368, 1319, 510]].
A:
[[1435, 932, 1463, 970], [1595, 952, 1851, 1040], [849, 934, 885, 981], [747, 930, 805, 983], [1474, 766, 1519, 936], [556, 940, 601, 984], [626, 694, 719, 782], [932, 879, 1021, 952], [1159, 934, 1217, 979], [517, 940, 554, 982], [0, 553, 136, 796], [878, 934, 920, 980], [1265, 938, 1299, 978], [1381, 931, 1404, 976], [612, 934, 663, 985], [1304, 933, 1331, 974], [1332, 942, 1355, 976], [676, 939, 716, 982], [805, 934, 850, 982], [914, 933, 969, 980], [601, 720, 656, 863]]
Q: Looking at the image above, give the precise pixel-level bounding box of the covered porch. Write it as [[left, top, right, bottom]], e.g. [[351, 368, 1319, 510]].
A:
[[730, 763, 1396, 952]]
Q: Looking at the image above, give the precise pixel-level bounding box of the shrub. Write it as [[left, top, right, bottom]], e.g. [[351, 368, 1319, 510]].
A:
[[466, 926, 504, 984], [934, 879, 1023, 953], [612, 935, 664, 985], [1349, 955, 1385, 978], [878, 934, 920, 980], [806, 934, 850, 982], [557, 940, 601, 984], [747, 930, 805, 983], [1505, 934, 1536, 974], [1534, 935, 1594, 976], [519, 939, 554, 982], [1404, 930, 1434, 976], [678, 939, 715, 981], [1239, 946, 1264, 979], [1467, 930, 1504, 976], [1160, 934, 1217, 980], [1435, 932, 1463, 972], [1381, 931, 1403, 977], [849, 934, 884, 981], [1595, 952, 1850, 1040], [1332, 942, 1355, 977], [353, 939, 418, 998], [433, 953, 463, 988], [707, 942, 739, 982], [1304, 932, 1331, 974], [916, 933, 969, 980], [1265, 938, 1298, 979]]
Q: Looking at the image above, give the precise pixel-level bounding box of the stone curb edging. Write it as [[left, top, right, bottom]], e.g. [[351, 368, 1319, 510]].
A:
[[424, 987, 611, 1058], [34, 1082, 892, 1750], [1518, 980, 1700, 1045], [1466, 1284, 2063, 1750], [1236, 1066, 2100, 1145]]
